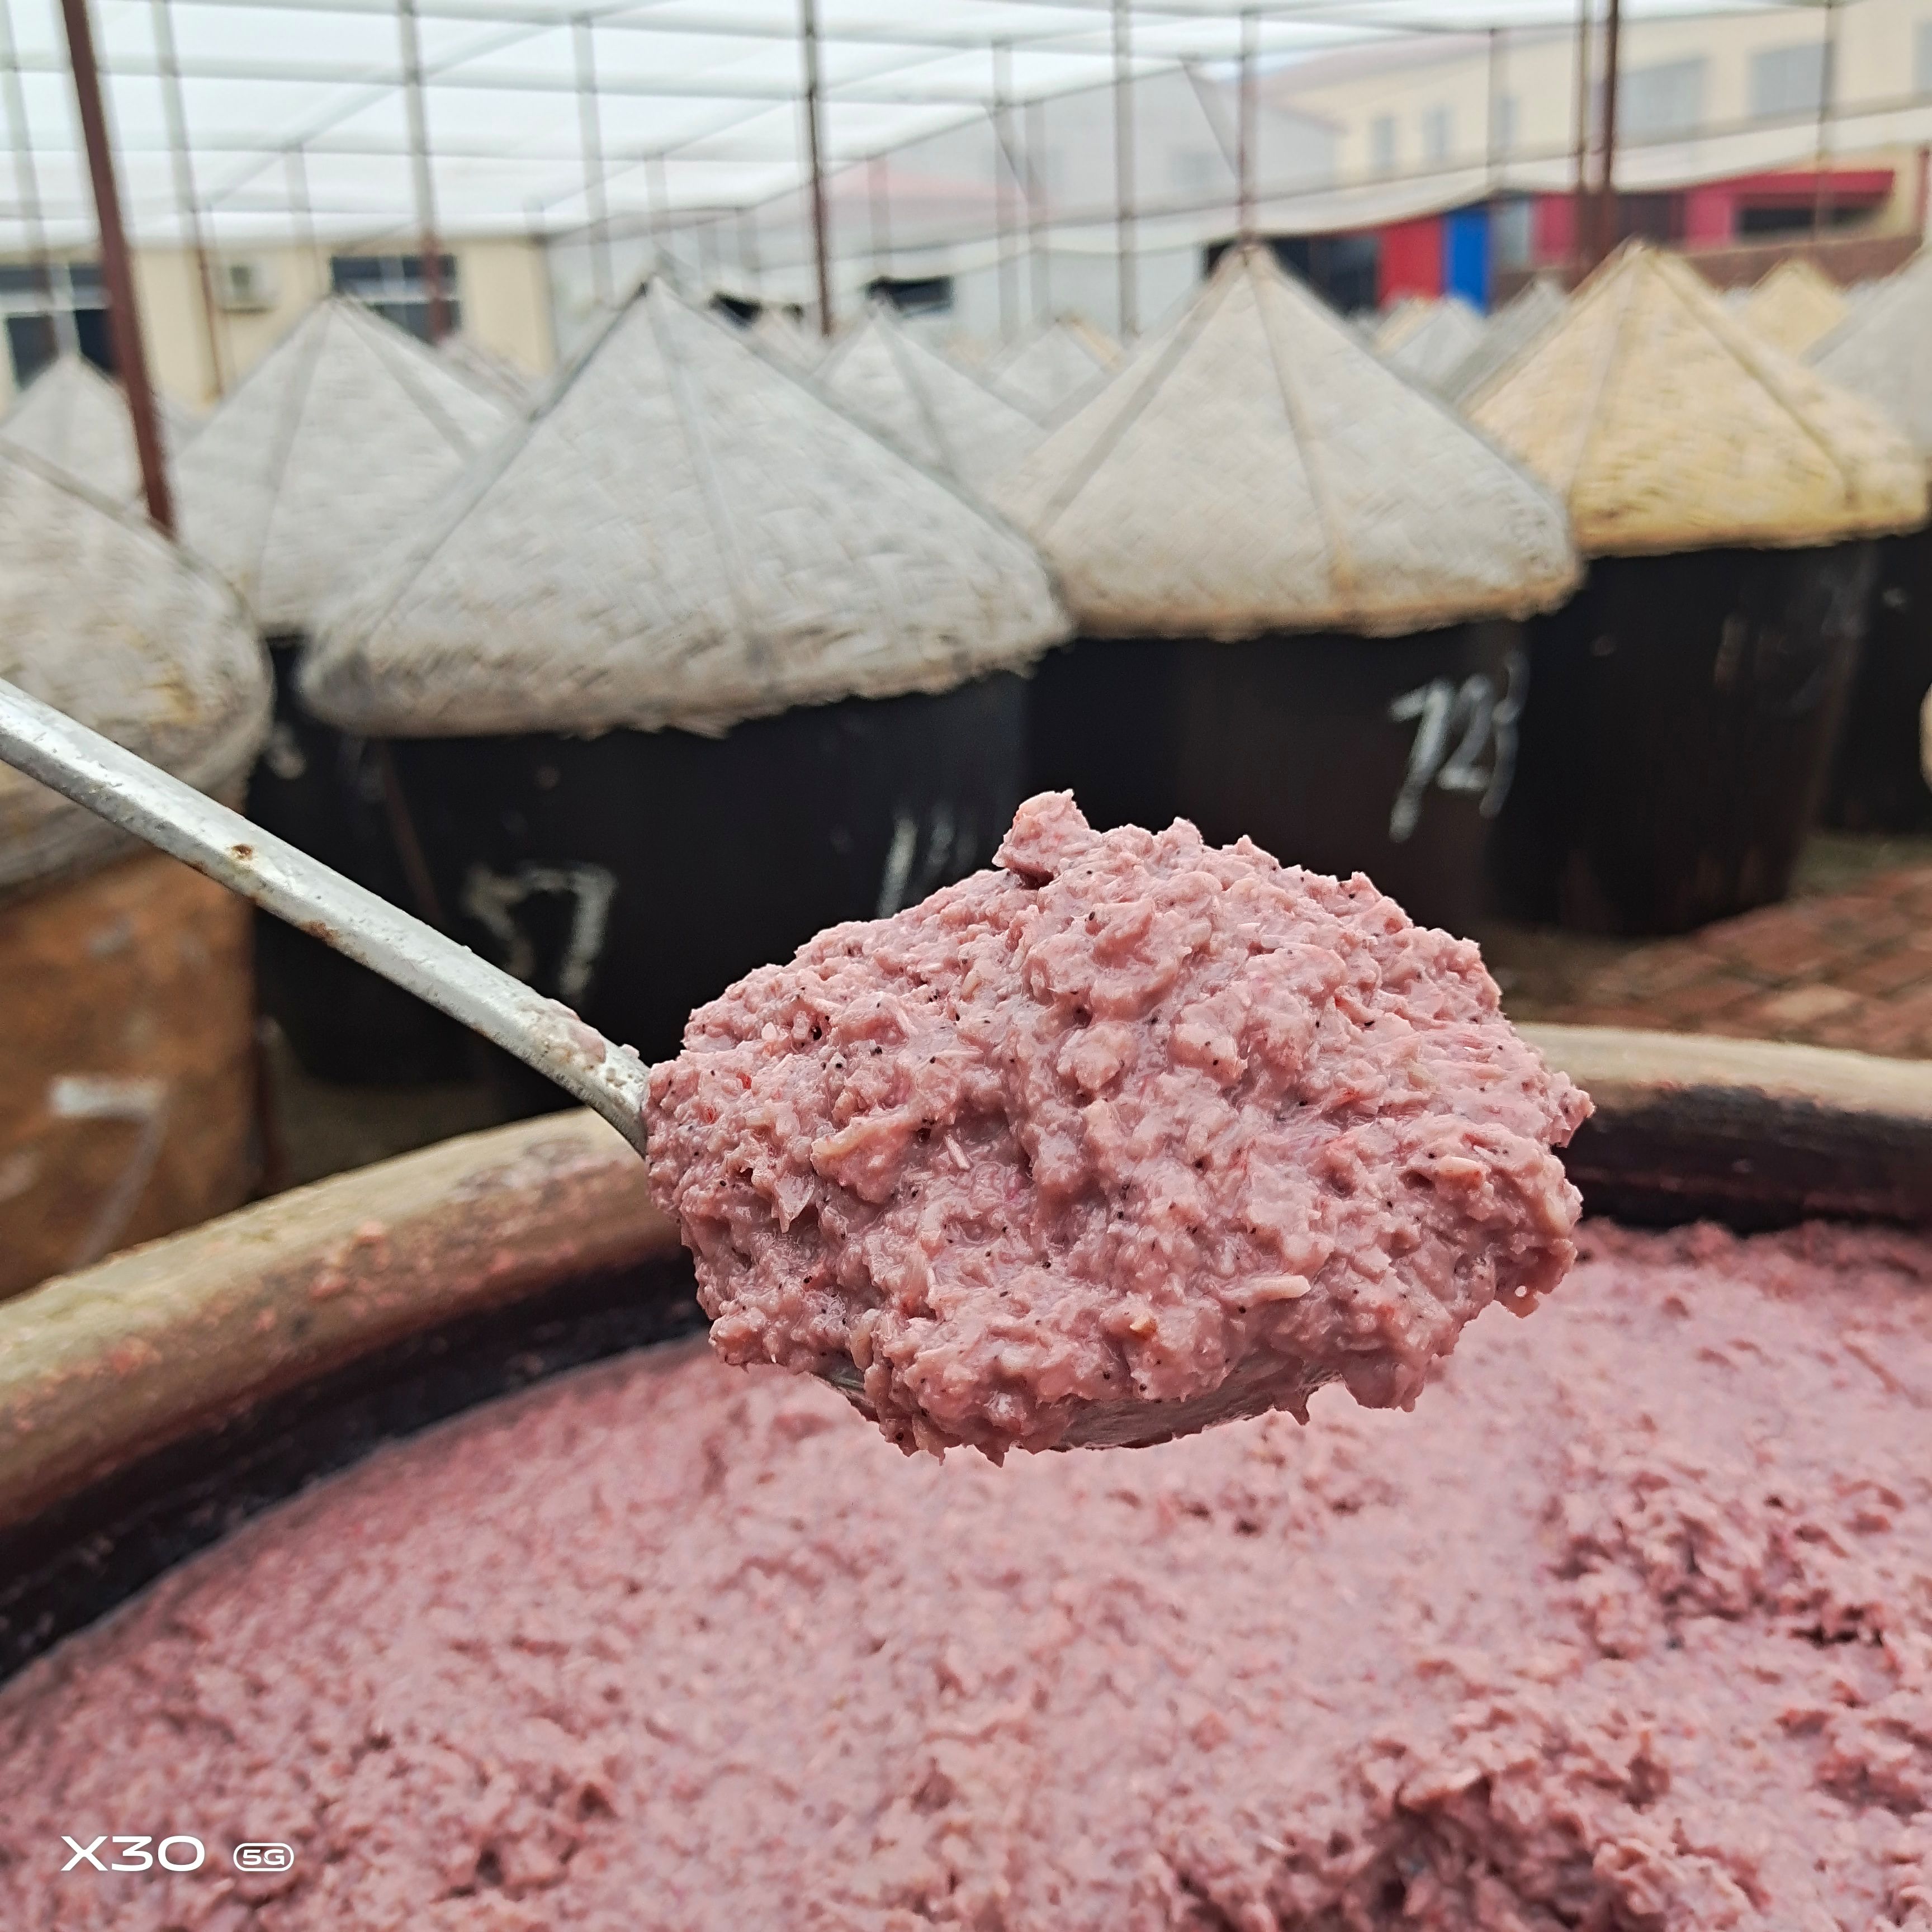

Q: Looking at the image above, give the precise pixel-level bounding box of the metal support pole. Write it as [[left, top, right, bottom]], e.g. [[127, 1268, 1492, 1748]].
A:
[[1486, 26, 1504, 196], [867, 154, 890, 280], [993, 41, 1016, 342], [1237, 10, 1257, 244], [286, 141, 325, 295], [1812, 0, 1840, 237], [739, 205, 762, 296], [646, 151, 667, 279], [1571, 0, 1592, 281], [1111, 0, 1137, 338], [0, 0, 70, 358], [395, 0, 448, 343], [150, 0, 224, 399], [1594, 0, 1622, 267], [799, 0, 832, 338], [58, 0, 173, 533], [1025, 96, 1049, 324], [574, 14, 611, 308], [696, 210, 716, 293]]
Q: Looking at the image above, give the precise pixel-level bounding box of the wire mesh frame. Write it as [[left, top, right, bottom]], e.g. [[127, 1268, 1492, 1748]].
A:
[[0, 0, 1919, 355]]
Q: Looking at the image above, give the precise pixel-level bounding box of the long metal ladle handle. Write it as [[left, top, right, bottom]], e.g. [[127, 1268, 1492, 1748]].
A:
[[0, 678, 651, 1156]]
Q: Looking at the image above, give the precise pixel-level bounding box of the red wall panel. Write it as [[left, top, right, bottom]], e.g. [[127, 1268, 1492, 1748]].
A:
[[1377, 217, 1442, 303]]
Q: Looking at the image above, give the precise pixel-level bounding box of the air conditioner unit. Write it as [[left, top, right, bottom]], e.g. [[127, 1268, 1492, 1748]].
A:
[[215, 257, 277, 312]]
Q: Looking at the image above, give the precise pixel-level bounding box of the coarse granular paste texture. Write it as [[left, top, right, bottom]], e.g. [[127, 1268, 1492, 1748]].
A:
[[7, 1223, 1932, 1928], [647, 792, 1588, 1456]]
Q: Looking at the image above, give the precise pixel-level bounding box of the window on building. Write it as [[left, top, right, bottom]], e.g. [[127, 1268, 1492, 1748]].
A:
[[865, 274, 953, 316], [1748, 42, 1826, 121], [1916, 20, 1932, 95], [1369, 114, 1397, 174], [330, 253, 461, 342], [1618, 57, 1708, 141], [1421, 105, 1453, 163], [1169, 147, 1225, 198], [1493, 94, 1520, 155], [0, 260, 108, 390]]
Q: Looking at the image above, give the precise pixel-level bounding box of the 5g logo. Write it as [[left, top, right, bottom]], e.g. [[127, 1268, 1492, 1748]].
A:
[[61, 1835, 206, 1873], [235, 1844, 296, 1872], [59, 1836, 293, 1875]]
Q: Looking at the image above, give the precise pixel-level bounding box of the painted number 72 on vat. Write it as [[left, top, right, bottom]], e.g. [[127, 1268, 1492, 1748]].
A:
[[1385, 650, 1527, 845]]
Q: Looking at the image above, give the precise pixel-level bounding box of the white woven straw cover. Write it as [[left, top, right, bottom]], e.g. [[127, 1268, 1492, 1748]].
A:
[[750, 307, 822, 370], [0, 446, 269, 889], [1469, 243, 1927, 556], [991, 244, 1580, 641], [985, 316, 1119, 422], [173, 297, 513, 636], [1380, 295, 1486, 394], [1742, 257, 1850, 357], [816, 301, 1045, 494], [1371, 296, 1431, 354], [1810, 248, 1932, 460], [440, 332, 539, 410], [0, 353, 191, 501], [300, 280, 1069, 740], [1444, 277, 1568, 405]]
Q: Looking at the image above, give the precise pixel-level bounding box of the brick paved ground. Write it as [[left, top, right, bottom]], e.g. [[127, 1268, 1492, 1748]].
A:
[[1519, 865, 1932, 1060]]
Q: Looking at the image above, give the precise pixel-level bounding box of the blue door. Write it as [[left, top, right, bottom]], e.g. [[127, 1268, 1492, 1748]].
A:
[[1443, 206, 1490, 312]]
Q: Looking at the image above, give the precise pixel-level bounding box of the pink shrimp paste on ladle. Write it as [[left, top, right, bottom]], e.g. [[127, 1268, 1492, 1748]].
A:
[[647, 793, 1590, 1459]]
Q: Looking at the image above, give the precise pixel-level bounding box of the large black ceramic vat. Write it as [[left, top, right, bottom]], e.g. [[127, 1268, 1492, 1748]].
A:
[[390, 672, 1027, 1069], [1493, 543, 1874, 932], [300, 280, 1067, 1086], [0, 442, 270, 1299], [1172, 622, 1525, 935], [1821, 529, 1932, 831], [1025, 638, 1185, 841], [171, 297, 514, 1082], [4, 1027, 1929, 1685], [1810, 255, 1932, 833], [248, 638, 471, 1081], [1469, 242, 1928, 935], [1005, 244, 1576, 937]]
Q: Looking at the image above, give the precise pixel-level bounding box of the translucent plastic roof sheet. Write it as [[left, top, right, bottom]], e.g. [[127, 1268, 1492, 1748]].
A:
[[0, 0, 1887, 252]]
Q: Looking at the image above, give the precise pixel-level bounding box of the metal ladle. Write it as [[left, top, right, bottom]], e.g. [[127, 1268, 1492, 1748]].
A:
[[0, 678, 651, 1154]]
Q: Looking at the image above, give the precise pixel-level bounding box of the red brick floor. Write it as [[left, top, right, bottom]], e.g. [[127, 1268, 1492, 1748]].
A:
[[1536, 866, 1932, 1060]]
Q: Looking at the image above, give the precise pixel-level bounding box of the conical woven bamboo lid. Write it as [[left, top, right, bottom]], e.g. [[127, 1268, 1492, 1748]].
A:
[[1467, 242, 1926, 556], [1810, 248, 1932, 459], [986, 316, 1119, 422], [1742, 257, 1850, 357], [0, 354, 191, 501], [992, 244, 1578, 640], [301, 280, 1068, 740], [816, 301, 1045, 493], [750, 307, 821, 370], [440, 332, 538, 410], [0, 448, 269, 889], [1381, 295, 1486, 394], [173, 298, 513, 636], [1445, 277, 1566, 404], [1371, 296, 1431, 354]]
